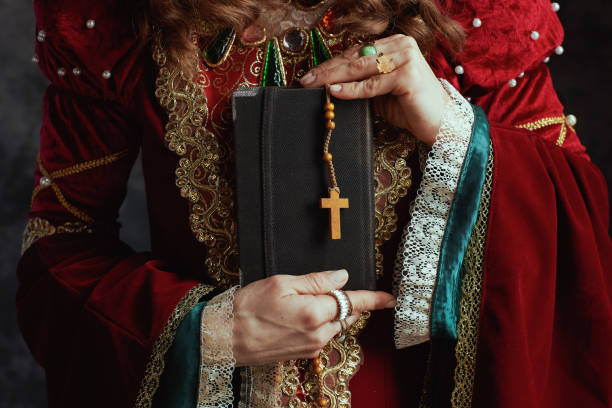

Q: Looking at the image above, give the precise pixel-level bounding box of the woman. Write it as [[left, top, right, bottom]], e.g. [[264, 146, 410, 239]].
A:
[[18, 0, 611, 407]]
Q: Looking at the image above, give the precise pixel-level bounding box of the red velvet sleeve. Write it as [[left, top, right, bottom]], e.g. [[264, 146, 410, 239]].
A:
[[470, 58, 612, 406], [471, 122, 612, 407], [17, 2, 212, 407]]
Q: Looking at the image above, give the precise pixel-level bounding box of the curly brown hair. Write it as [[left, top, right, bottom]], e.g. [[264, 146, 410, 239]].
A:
[[137, 0, 464, 73]]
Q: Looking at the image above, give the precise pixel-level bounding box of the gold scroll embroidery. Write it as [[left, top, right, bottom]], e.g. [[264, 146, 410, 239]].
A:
[[373, 118, 416, 278], [135, 284, 215, 408], [32, 150, 128, 223], [515, 116, 574, 147], [278, 312, 370, 408], [450, 146, 494, 408], [21, 217, 93, 254], [153, 31, 262, 288]]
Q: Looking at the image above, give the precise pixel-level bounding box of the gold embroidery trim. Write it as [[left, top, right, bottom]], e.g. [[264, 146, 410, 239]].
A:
[[135, 283, 215, 408], [21, 217, 93, 255], [450, 146, 494, 408], [153, 31, 239, 287], [32, 150, 129, 223], [373, 117, 416, 278], [515, 116, 574, 147]]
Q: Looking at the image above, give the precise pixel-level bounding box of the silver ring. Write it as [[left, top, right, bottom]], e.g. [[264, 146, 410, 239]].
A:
[[345, 292, 353, 317], [338, 319, 348, 340], [329, 289, 350, 321]]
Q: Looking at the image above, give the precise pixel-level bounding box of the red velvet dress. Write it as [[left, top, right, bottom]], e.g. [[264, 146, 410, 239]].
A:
[[18, 0, 612, 407]]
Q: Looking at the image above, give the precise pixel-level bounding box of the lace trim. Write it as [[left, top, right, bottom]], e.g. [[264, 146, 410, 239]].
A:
[[392, 79, 475, 349], [450, 147, 494, 408], [373, 118, 417, 278], [240, 364, 283, 407], [21, 217, 93, 254], [198, 286, 239, 408], [135, 284, 215, 408]]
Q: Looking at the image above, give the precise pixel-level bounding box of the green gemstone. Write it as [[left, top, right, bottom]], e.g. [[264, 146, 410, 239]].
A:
[[310, 28, 332, 68], [203, 27, 236, 66], [360, 45, 378, 57], [261, 38, 286, 87]]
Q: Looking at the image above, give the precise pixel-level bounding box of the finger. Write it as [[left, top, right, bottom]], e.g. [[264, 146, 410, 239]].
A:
[[287, 289, 353, 330], [317, 313, 365, 343], [306, 50, 410, 89], [343, 290, 396, 314], [288, 269, 349, 295], [300, 34, 415, 87], [305, 34, 406, 76], [327, 69, 402, 100]]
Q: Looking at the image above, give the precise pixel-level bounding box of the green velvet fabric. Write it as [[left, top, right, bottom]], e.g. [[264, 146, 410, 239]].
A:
[[430, 105, 491, 340], [153, 302, 206, 408]]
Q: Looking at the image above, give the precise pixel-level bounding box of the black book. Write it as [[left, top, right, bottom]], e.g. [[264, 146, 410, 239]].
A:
[[232, 87, 376, 291]]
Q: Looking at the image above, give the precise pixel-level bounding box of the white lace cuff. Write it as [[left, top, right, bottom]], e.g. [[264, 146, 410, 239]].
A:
[[198, 285, 239, 408], [392, 79, 475, 349]]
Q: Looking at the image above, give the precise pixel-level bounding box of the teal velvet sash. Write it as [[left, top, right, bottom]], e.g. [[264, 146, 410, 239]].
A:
[[430, 105, 491, 340], [153, 302, 206, 408]]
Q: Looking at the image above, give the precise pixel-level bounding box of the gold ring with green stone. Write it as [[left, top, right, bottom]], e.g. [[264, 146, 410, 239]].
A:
[[360, 44, 378, 57]]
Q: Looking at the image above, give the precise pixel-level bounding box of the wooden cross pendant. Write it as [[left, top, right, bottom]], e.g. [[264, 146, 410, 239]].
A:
[[320, 189, 349, 240]]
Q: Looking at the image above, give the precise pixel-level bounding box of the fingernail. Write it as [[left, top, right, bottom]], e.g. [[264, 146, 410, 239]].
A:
[[328, 269, 348, 284], [300, 72, 315, 85], [330, 84, 341, 92], [385, 299, 397, 308]]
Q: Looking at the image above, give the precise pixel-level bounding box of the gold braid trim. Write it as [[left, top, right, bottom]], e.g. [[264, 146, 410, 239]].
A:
[[134, 283, 215, 408], [450, 145, 495, 408], [21, 217, 93, 255], [32, 150, 129, 223], [279, 312, 370, 408], [152, 31, 239, 288], [515, 116, 574, 147]]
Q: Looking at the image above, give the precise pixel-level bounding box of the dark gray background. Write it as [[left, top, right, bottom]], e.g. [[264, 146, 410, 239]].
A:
[[1, 1, 611, 407]]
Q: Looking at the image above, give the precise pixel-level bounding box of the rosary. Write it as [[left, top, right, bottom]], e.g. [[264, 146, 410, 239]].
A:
[[319, 85, 349, 240]]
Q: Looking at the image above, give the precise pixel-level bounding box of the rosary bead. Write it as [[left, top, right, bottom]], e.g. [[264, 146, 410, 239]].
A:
[[312, 357, 321, 365], [324, 102, 334, 111], [313, 365, 323, 374], [318, 397, 329, 407], [326, 121, 335, 130], [323, 152, 333, 162], [324, 110, 335, 120]]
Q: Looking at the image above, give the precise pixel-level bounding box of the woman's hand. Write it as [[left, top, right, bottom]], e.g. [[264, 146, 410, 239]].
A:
[[300, 34, 449, 146], [232, 269, 395, 366]]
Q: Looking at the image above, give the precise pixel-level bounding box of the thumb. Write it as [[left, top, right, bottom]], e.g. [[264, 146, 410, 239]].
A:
[[290, 269, 348, 295]]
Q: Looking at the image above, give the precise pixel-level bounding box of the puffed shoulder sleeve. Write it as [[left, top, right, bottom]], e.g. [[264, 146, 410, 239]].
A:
[[17, 2, 215, 408]]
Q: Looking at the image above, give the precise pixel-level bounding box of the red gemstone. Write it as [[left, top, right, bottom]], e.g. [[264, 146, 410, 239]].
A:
[[321, 7, 341, 35]]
